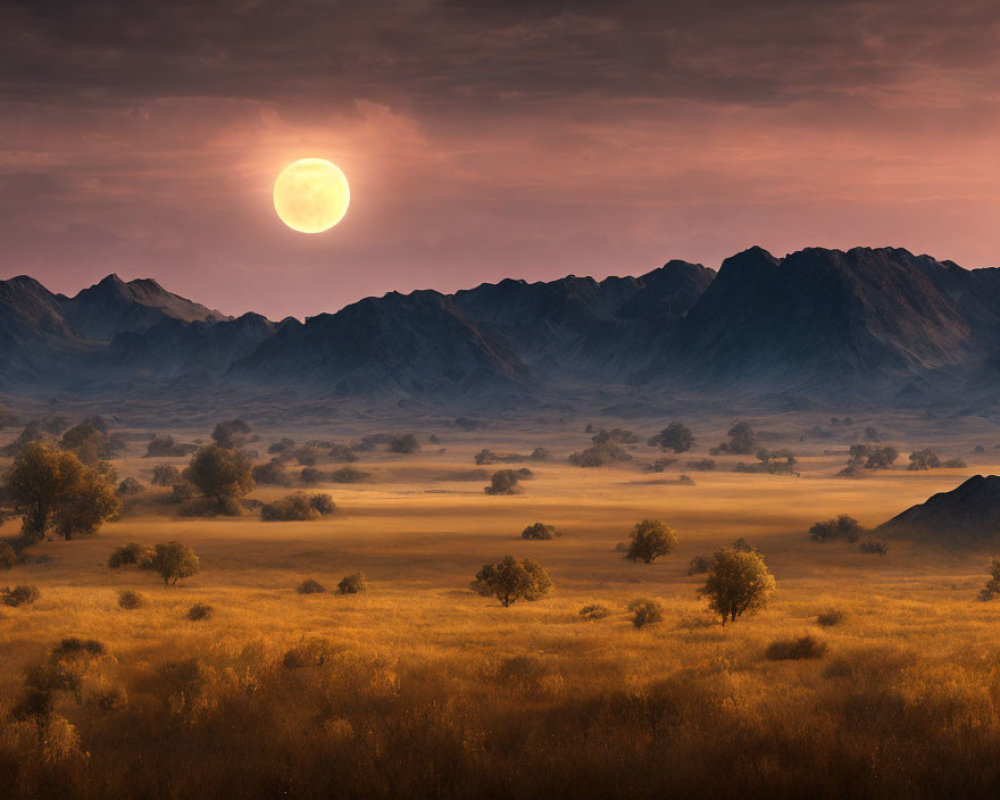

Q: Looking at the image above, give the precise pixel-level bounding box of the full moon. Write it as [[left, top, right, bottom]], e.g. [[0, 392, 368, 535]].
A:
[[273, 158, 350, 233]]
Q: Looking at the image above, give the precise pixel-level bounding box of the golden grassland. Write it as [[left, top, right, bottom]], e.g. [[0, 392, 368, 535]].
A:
[[3, 412, 1000, 798]]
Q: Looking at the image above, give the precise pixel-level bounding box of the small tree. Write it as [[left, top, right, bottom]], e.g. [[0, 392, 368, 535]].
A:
[[628, 598, 664, 628], [647, 423, 694, 453], [210, 418, 251, 449], [184, 444, 254, 512], [472, 556, 553, 607], [1, 442, 120, 543], [338, 571, 369, 594], [724, 422, 756, 455], [809, 514, 864, 543], [521, 522, 559, 540], [623, 519, 677, 563], [980, 557, 1000, 601], [151, 465, 182, 486], [699, 547, 775, 626], [142, 541, 200, 586], [908, 449, 942, 471], [387, 433, 420, 454], [485, 470, 521, 495]]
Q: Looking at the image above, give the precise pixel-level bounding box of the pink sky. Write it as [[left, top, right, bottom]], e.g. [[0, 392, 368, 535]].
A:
[[2, 0, 999, 319]]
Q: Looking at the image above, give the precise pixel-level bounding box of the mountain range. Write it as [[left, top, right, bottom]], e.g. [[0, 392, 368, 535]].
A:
[[2, 246, 999, 413]]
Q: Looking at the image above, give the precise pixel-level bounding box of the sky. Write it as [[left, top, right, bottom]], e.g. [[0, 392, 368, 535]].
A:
[[2, 0, 999, 320]]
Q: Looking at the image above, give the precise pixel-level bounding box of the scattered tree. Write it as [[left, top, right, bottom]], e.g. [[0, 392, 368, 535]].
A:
[[472, 557, 553, 607], [300, 467, 325, 484], [859, 536, 888, 555], [579, 603, 611, 621], [647, 422, 694, 453], [151, 465, 182, 486], [338, 570, 369, 594], [623, 519, 678, 564], [297, 578, 326, 594], [908, 449, 942, 470], [521, 522, 559, 540], [687, 555, 710, 575], [699, 547, 776, 626], [141, 541, 200, 586], [628, 598, 664, 628], [328, 444, 358, 462], [485, 469, 521, 495], [117, 477, 144, 496], [809, 515, 864, 543], [261, 492, 336, 521], [2, 584, 39, 607], [0, 542, 17, 570], [687, 458, 716, 471], [568, 442, 632, 467], [980, 557, 1000, 601], [252, 457, 291, 486], [210, 418, 251, 449], [117, 589, 146, 610], [108, 542, 153, 569], [387, 433, 420, 454], [591, 428, 639, 445], [268, 438, 296, 455], [184, 444, 254, 512], [721, 422, 756, 455], [329, 466, 370, 483], [60, 418, 127, 463]]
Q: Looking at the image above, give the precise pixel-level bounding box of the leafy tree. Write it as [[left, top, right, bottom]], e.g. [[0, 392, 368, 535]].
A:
[[908, 449, 942, 470], [117, 477, 144, 496], [623, 519, 678, 563], [472, 556, 553, 607], [60, 418, 126, 464], [252, 458, 291, 486], [980, 557, 1000, 601], [591, 428, 639, 445], [184, 444, 254, 511], [699, 547, 775, 626], [568, 442, 632, 467], [387, 433, 420, 454], [108, 542, 153, 569], [141, 541, 200, 585], [151, 465, 182, 486], [210, 418, 251, 449], [724, 422, 756, 455], [521, 522, 559, 540], [647, 422, 694, 453], [261, 492, 335, 521], [809, 514, 864, 543], [485, 469, 521, 495], [0, 541, 17, 569], [1, 442, 120, 543]]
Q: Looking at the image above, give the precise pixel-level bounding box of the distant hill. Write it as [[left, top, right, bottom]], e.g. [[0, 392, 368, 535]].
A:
[[878, 475, 1000, 541], [3, 245, 1000, 410]]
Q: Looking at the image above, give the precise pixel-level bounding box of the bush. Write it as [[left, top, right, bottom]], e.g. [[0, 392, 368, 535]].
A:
[[261, 492, 335, 521], [530, 448, 550, 461], [108, 542, 153, 569], [187, 603, 213, 621], [169, 481, 197, 503], [252, 458, 291, 486], [472, 557, 552, 606], [338, 571, 369, 594], [568, 442, 632, 467], [623, 519, 677, 563], [0, 542, 17, 570], [146, 434, 188, 458], [765, 635, 828, 660], [644, 457, 677, 473], [297, 578, 326, 595], [579, 603, 611, 621], [387, 433, 420, 454], [329, 466, 370, 483], [521, 522, 559, 540], [908, 449, 942, 470], [117, 589, 146, 610], [628, 598, 664, 628], [687, 555, 710, 575], [485, 470, 521, 495], [687, 458, 716, 471], [699, 548, 775, 626], [591, 428, 639, 445], [328, 444, 358, 462], [2, 584, 39, 607], [810, 515, 864, 543], [117, 477, 144, 496], [845, 444, 898, 471], [859, 536, 888, 555], [980, 556, 1000, 601], [141, 541, 200, 585], [717, 422, 756, 455], [816, 609, 846, 627], [268, 438, 296, 455], [52, 638, 105, 658], [300, 467, 325, 484], [647, 422, 694, 453], [943, 458, 967, 468]]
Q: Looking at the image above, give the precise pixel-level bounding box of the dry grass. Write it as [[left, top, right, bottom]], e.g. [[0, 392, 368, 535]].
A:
[[1, 410, 1000, 797]]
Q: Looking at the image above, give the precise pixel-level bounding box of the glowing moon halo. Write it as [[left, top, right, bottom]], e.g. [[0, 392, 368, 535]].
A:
[[273, 158, 350, 233]]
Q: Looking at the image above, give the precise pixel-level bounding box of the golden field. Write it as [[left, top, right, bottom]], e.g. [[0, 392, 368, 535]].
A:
[[2, 411, 1000, 799]]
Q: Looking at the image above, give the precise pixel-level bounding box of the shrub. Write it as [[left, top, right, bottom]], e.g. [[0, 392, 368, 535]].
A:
[[292, 446, 322, 466], [623, 519, 677, 563], [387, 433, 420, 454], [146, 435, 187, 457], [810, 515, 864, 543], [300, 467, 325, 484], [210, 418, 250, 449], [765, 635, 828, 660], [0, 542, 17, 570], [261, 492, 335, 521], [252, 458, 291, 486], [699, 548, 775, 626], [472, 557, 552, 607], [980, 556, 1000, 601], [328, 467, 370, 483], [338, 571, 369, 594], [568, 442, 632, 467], [530, 448, 550, 461], [2, 584, 40, 607], [579, 603, 611, 621], [687, 555, 710, 575], [185, 444, 254, 511], [485, 470, 521, 495], [268, 438, 296, 455], [859, 536, 888, 555], [521, 522, 559, 540], [108, 542, 153, 569], [117, 590, 146, 610], [908, 449, 942, 470], [328, 444, 358, 462], [187, 603, 213, 621], [297, 578, 326, 594], [141, 541, 200, 585], [52, 638, 105, 658], [644, 457, 677, 473], [169, 481, 197, 503], [647, 422, 694, 453], [717, 422, 755, 455], [943, 458, 967, 468], [687, 458, 716, 471], [628, 598, 664, 628], [817, 609, 846, 627], [846, 444, 898, 471], [591, 428, 639, 445], [117, 477, 144, 496]]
